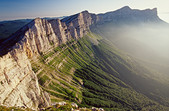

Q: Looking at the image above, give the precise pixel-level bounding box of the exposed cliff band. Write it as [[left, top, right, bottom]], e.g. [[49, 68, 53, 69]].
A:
[[0, 11, 98, 110]]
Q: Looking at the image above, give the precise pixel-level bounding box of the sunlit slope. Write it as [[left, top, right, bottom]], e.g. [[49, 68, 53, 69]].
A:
[[31, 32, 169, 110]]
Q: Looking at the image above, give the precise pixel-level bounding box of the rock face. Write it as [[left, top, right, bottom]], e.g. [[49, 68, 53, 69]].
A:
[[0, 10, 98, 110], [49, 19, 71, 44], [0, 18, 55, 110], [0, 48, 50, 110], [0, 18, 57, 57], [61, 10, 99, 38]]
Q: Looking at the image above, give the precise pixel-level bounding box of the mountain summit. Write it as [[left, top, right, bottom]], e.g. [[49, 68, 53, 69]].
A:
[[117, 6, 132, 11]]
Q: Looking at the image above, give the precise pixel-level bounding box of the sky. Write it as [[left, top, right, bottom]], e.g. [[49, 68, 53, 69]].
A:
[[0, 0, 169, 22]]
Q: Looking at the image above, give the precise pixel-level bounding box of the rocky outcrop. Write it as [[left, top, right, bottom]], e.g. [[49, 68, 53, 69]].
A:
[[0, 18, 58, 110], [22, 18, 59, 55], [0, 48, 50, 110], [62, 10, 99, 38], [49, 19, 71, 44], [0, 18, 58, 57]]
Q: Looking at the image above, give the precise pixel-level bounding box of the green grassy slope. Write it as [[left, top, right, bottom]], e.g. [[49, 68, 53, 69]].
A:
[[31, 32, 169, 111]]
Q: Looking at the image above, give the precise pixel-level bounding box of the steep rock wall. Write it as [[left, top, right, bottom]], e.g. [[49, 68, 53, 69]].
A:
[[0, 11, 98, 109], [0, 18, 59, 109], [62, 11, 99, 38], [0, 48, 50, 110]]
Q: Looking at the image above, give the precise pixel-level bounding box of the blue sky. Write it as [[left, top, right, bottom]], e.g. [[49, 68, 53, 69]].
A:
[[0, 0, 169, 22]]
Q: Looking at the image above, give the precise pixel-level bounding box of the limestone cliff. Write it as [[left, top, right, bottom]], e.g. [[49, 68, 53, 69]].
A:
[[0, 11, 98, 110], [0, 18, 57, 57], [62, 10, 99, 38], [0, 48, 50, 110], [0, 19, 61, 110], [0, 18, 55, 110], [49, 19, 71, 44]]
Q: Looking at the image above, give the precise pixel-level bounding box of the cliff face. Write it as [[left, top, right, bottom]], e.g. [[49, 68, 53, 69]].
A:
[[49, 19, 71, 44], [0, 11, 98, 109], [61, 11, 99, 38], [0, 48, 50, 110], [0, 18, 53, 110], [0, 18, 56, 57]]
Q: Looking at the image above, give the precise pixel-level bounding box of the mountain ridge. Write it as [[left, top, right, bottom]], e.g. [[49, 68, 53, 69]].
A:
[[0, 7, 169, 110], [98, 6, 165, 24], [0, 10, 98, 110], [0, 6, 165, 57]]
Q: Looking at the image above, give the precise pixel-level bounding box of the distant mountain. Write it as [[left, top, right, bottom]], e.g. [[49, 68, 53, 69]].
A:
[[98, 6, 166, 24], [92, 6, 169, 74], [0, 7, 169, 111]]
